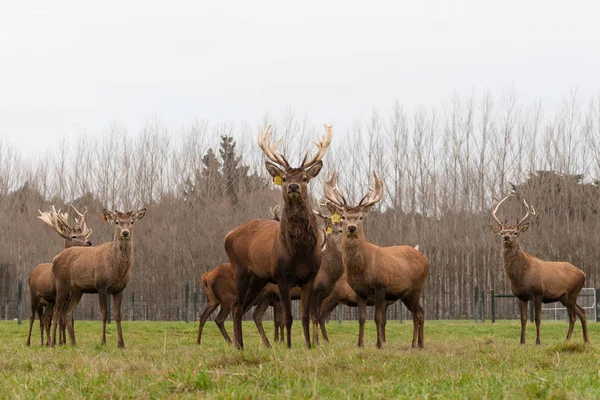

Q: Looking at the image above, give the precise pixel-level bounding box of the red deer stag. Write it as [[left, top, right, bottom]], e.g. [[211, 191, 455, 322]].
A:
[[225, 124, 332, 349], [490, 195, 589, 345], [325, 172, 429, 349], [50, 208, 146, 348], [27, 205, 92, 346]]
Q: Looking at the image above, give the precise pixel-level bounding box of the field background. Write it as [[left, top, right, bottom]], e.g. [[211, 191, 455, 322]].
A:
[[1, 319, 598, 399]]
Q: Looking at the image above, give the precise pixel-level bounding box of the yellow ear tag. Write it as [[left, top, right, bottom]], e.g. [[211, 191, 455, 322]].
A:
[[326, 226, 333, 235], [331, 211, 341, 223], [273, 175, 283, 186]]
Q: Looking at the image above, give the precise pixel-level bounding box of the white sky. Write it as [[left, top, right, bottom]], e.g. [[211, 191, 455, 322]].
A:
[[1, 0, 599, 157]]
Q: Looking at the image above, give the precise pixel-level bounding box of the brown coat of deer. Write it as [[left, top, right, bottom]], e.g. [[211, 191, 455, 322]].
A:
[[225, 125, 332, 349], [27, 205, 93, 346], [325, 172, 429, 349], [490, 195, 589, 345], [196, 263, 302, 347], [50, 208, 146, 348]]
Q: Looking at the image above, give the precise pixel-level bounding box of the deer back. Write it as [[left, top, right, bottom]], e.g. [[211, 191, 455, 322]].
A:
[[52, 242, 116, 293]]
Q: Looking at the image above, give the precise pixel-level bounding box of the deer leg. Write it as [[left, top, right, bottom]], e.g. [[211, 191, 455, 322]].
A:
[[278, 283, 294, 349], [401, 296, 419, 348], [374, 287, 387, 349], [98, 291, 109, 345], [112, 291, 125, 348], [382, 303, 390, 344], [533, 296, 542, 345], [273, 301, 283, 343], [64, 290, 83, 346], [252, 296, 272, 348], [310, 291, 322, 346], [26, 296, 40, 347], [357, 296, 367, 348], [232, 268, 250, 350], [300, 281, 314, 349], [214, 305, 232, 344], [565, 304, 576, 341], [50, 289, 70, 347], [417, 303, 425, 348], [518, 299, 528, 345], [575, 305, 589, 343], [318, 291, 342, 344], [43, 304, 54, 346], [196, 301, 218, 345]]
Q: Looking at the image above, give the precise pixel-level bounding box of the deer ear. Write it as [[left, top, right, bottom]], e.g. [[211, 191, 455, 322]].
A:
[[265, 161, 284, 179], [519, 223, 530, 233], [489, 225, 501, 235], [134, 208, 147, 221], [305, 161, 323, 180], [103, 209, 115, 222]]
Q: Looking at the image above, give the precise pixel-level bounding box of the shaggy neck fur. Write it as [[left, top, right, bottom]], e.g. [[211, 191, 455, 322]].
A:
[[342, 230, 368, 275], [279, 196, 319, 254], [110, 231, 134, 277], [501, 239, 530, 282]]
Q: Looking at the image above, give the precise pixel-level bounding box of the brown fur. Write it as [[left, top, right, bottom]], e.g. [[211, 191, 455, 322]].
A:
[[49, 208, 146, 348], [491, 221, 589, 345]]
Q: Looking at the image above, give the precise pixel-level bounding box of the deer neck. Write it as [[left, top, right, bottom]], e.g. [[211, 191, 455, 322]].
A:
[[110, 233, 134, 276], [323, 236, 344, 280], [341, 232, 369, 275], [501, 240, 529, 280], [279, 197, 319, 254]]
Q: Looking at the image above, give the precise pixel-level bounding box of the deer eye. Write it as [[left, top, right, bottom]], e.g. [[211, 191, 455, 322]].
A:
[[282, 177, 287, 182], [115, 221, 119, 225], [302, 176, 308, 182]]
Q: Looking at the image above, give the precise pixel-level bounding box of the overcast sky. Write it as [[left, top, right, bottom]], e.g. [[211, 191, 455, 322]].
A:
[[1, 1, 599, 158]]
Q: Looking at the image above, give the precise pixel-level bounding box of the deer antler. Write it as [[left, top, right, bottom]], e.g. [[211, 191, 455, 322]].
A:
[[300, 124, 333, 169], [257, 126, 290, 169], [313, 207, 331, 222], [38, 206, 71, 239], [68, 203, 93, 238], [517, 199, 536, 226], [359, 172, 385, 209], [490, 194, 511, 227], [270, 205, 281, 221], [324, 172, 346, 209]]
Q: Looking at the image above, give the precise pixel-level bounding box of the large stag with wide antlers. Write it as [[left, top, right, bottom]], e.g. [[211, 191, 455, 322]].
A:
[[490, 195, 589, 345], [27, 205, 92, 346], [225, 125, 332, 349], [325, 172, 429, 349], [50, 208, 146, 348]]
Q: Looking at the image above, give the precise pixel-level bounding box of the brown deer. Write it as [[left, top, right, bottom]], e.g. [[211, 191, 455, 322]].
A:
[[325, 172, 429, 349], [196, 263, 301, 346], [50, 208, 146, 348], [225, 125, 332, 349], [27, 205, 93, 346], [490, 195, 589, 345]]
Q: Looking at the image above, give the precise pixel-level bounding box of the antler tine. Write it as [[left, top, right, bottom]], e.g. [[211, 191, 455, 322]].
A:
[[323, 172, 346, 209], [518, 199, 536, 226], [313, 207, 331, 222], [270, 204, 281, 221], [360, 172, 385, 209], [38, 206, 70, 239], [257, 125, 290, 169], [69, 203, 88, 220], [300, 124, 333, 169], [490, 194, 511, 226]]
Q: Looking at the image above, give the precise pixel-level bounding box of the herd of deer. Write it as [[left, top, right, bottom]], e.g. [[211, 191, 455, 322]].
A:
[[26, 125, 589, 351]]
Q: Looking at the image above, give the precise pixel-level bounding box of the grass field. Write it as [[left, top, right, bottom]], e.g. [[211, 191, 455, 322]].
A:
[[0, 319, 599, 399]]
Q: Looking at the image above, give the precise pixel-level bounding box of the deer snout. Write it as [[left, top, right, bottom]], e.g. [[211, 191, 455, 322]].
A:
[[503, 235, 510, 241], [348, 225, 357, 234], [288, 183, 300, 192], [86, 240, 93, 246], [121, 230, 130, 238]]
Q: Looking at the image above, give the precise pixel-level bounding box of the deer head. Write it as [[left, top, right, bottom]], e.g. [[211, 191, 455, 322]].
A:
[[489, 195, 536, 248], [38, 206, 93, 247], [103, 208, 147, 240], [258, 125, 332, 204], [323, 171, 385, 239], [313, 204, 343, 250]]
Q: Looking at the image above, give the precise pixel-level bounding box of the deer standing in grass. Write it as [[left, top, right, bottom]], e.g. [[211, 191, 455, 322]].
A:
[[490, 195, 589, 345], [225, 125, 332, 349], [196, 262, 301, 347], [50, 208, 146, 348], [325, 172, 429, 349], [27, 205, 92, 346]]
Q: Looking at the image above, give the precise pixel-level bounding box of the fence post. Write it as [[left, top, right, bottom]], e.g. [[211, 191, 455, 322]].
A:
[[337, 304, 343, 324], [399, 302, 403, 324], [193, 292, 198, 322], [131, 292, 135, 321], [90, 304, 94, 321], [491, 289, 495, 323], [529, 300, 534, 323], [596, 288, 600, 323], [436, 301, 439, 320], [185, 280, 190, 323], [473, 286, 479, 323], [107, 296, 112, 324], [17, 279, 23, 324], [481, 291, 485, 322]]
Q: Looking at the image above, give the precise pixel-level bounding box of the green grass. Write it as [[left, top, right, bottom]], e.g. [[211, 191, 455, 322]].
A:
[[1, 319, 599, 399]]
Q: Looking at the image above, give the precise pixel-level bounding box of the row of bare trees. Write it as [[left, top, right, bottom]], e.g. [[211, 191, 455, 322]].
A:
[[2, 92, 600, 322]]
